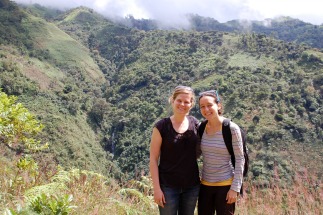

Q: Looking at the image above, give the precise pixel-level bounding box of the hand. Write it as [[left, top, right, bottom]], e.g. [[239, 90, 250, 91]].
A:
[[226, 189, 238, 204], [154, 188, 166, 208]]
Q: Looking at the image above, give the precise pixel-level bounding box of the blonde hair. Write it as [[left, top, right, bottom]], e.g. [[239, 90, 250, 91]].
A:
[[168, 85, 195, 107]]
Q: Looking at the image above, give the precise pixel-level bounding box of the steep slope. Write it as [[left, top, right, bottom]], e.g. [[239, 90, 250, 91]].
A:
[[24, 13, 105, 84], [38, 6, 323, 182], [0, 1, 118, 177], [1, 2, 322, 184], [84, 24, 322, 181]]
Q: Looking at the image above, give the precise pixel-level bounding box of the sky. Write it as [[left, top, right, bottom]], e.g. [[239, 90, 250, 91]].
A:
[[14, 0, 323, 26]]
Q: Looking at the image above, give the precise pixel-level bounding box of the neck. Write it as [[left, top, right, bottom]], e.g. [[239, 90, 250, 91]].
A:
[[207, 116, 223, 126], [171, 114, 187, 123]]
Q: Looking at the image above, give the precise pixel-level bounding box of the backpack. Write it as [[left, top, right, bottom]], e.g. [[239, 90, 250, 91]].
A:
[[198, 118, 249, 194]]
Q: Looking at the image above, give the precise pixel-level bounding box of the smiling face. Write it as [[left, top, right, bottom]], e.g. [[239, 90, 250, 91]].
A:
[[171, 93, 193, 115], [199, 95, 222, 120]]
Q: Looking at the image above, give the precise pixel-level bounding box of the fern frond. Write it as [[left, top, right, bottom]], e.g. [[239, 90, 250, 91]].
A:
[[50, 168, 71, 184], [24, 182, 66, 204], [129, 180, 151, 195]]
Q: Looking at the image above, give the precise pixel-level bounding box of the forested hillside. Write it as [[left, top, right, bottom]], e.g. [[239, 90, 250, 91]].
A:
[[188, 15, 323, 49], [0, 1, 120, 178], [0, 1, 322, 213], [121, 14, 323, 49], [49, 6, 323, 181], [2, 0, 323, 179], [1, 1, 323, 181]]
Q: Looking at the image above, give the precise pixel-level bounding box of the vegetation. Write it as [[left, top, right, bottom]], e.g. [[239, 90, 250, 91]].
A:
[[1, 90, 322, 214], [0, 1, 322, 213], [119, 14, 323, 49]]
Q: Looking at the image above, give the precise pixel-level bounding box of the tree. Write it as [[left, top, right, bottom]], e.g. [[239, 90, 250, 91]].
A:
[[0, 90, 48, 153], [253, 115, 260, 125]]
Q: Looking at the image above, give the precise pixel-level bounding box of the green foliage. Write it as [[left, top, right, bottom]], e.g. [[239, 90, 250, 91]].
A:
[[0, 91, 48, 153], [188, 14, 323, 49], [274, 113, 284, 121], [0, 3, 322, 212], [0, 1, 322, 186], [58, 8, 322, 180], [16, 155, 38, 177], [121, 13, 323, 49], [0, 0, 32, 50], [5, 194, 76, 215], [29, 194, 75, 215], [21, 3, 64, 21]]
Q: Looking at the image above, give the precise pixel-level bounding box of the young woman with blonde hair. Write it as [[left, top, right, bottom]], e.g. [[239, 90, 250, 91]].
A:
[[150, 86, 200, 215]]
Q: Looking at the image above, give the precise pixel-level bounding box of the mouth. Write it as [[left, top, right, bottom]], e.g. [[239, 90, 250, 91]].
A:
[[177, 107, 186, 111], [204, 112, 212, 116]]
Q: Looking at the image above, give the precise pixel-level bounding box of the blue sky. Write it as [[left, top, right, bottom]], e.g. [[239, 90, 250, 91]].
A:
[[14, 0, 323, 26]]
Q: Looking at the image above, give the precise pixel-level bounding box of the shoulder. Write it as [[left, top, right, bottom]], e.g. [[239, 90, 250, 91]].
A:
[[223, 118, 241, 133], [154, 118, 169, 130], [155, 117, 168, 124], [187, 115, 200, 126], [229, 121, 240, 130], [187, 115, 198, 122], [228, 120, 244, 138]]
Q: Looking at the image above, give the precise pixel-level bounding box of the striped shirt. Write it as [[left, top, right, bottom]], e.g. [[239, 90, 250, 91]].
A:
[[201, 121, 244, 192]]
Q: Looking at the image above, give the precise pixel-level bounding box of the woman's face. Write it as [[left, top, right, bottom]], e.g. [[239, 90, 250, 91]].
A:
[[199, 95, 220, 120], [172, 93, 192, 115]]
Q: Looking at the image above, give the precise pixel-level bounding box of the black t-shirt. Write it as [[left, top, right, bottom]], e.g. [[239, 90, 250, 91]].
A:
[[155, 116, 200, 188]]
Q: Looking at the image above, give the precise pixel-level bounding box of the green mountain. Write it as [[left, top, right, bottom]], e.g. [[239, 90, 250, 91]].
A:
[[1, 1, 322, 185], [121, 14, 323, 49], [0, 1, 119, 177]]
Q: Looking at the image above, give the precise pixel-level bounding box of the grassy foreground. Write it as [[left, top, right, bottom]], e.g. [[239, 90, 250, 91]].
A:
[[1, 153, 322, 215]]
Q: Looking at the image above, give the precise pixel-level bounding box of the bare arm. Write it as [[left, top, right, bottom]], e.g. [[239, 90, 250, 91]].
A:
[[149, 127, 165, 207]]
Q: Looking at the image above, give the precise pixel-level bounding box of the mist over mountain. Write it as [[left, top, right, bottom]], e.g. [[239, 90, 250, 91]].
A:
[[17, 2, 323, 50], [14, 0, 323, 26]]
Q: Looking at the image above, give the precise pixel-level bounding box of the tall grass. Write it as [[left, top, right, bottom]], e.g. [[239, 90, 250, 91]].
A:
[[237, 171, 323, 215], [1, 149, 322, 214]]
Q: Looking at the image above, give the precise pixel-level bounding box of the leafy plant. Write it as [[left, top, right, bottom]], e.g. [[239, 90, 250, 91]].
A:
[[0, 91, 48, 153], [29, 193, 76, 215]]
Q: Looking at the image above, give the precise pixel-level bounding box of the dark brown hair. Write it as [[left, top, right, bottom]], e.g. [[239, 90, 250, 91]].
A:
[[198, 90, 223, 115]]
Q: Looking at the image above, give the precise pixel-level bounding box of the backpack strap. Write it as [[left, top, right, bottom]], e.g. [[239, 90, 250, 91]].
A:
[[222, 118, 235, 167], [198, 120, 208, 139]]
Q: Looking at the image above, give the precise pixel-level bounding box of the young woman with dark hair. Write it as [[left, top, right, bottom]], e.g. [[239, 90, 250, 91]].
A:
[[198, 90, 245, 215]]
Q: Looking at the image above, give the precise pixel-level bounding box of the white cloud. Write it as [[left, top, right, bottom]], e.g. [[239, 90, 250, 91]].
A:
[[14, 0, 323, 25], [242, 0, 323, 24]]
